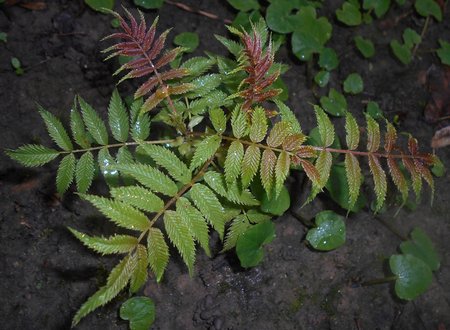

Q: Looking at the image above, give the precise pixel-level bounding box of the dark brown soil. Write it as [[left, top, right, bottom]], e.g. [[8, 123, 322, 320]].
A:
[[0, 1, 449, 329]]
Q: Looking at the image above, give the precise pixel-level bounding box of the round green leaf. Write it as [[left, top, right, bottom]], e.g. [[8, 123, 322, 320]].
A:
[[365, 101, 384, 120], [120, 297, 156, 330], [85, 0, 114, 11], [236, 220, 276, 268], [415, 0, 442, 21], [390, 40, 411, 65], [318, 47, 339, 71], [431, 157, 445, 177], [134, 0, 164, 9], [363, 0, 391, 18], [390, 254, 433, 300], [266, 1, 297, 34], [354, 36, 375, 58], [11, 57, 21, 69], [400, 228, 440, 271], [436, 40, 450, 66], [343, 73, 363, 94], [291, 7, 332, 61], [227, 0, 259, 12], [174, 32, 199, 53], [336, 2, 362, 26], [306, 210, 346, 251], [325, 163, 367, 212], [320, 88, 347, 117], [232, 10, 262, 31], [260, 185, 291, 216], [314, 71, 330, 88]]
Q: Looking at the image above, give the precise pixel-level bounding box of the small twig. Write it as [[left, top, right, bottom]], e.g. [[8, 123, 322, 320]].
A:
[[165, 0, 232, 24], [361, 276, 397, 286]]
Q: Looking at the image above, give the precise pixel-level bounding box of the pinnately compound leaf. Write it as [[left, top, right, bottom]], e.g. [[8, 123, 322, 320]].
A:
[[81, 194, 149, 231], [366, 115, 380, 153], [110, 186, 164, 213], [68, 227, 138, 255], [345, 112, 359, 150], [147, 228, 169, 282], [78, 96, 109, 145], [314, 105, 335, 147], [164, 210, 196, 275], [56, 153, 75, 194], [368, 154, 387, 212], [190, 135, 221, 170], [6, 144, 59, 167], [76, 151, 95, 193], [190, 183, 227, 240], [140, 144, 191, 184], [176, 197, 211, 257], [115, 163, 178, 196], [275, 151, 290, 198], [267, 121, 291, 147], [38, 105, 73, 151], [225, 140, 244, 184], [130, 244, 148, 293], [108, 89, 129, 143], [345, 153, 362, 211], [249, 107, 268, 143], [72, 255, 136, 327], [260, 149, 277, 196], [241, 145, 261, 188]]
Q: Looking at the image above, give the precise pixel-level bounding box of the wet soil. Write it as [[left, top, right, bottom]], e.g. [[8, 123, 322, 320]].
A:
[[0, 1, 449, 329]]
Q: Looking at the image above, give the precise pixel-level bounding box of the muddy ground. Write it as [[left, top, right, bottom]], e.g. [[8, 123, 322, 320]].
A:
[[0, 0, 449, 329]]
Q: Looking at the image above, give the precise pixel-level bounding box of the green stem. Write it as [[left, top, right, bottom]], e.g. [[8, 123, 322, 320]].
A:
[[59, 138, 178, 154], [361, 276, 397, 286], [412, 15, 430, 58]]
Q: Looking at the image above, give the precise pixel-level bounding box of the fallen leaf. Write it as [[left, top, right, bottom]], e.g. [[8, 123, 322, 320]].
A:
[[20, 2, 47, 10], [431, 125, 450, 148], [423, 65, 450, 124]]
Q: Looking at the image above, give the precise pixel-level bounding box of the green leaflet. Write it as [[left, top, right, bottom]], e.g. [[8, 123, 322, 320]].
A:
[[267, 121, 291, 147], [130, 244, 148, 293], [56, 153, 75, 194], [38, 105, 73, 151], [274, 100, 302, 134], [314, 105, 335, 147], [176, 197, 211, 257], [345, 112, 359, 150], [69, 227, 138, 255], [190, 183, 227, 240], [222, 214, 250, 252], [147, 228, 169, 282], [209, 107, 226, 134], [366, 114, 380, 152], [181, 56, 216, 77], [275, 151, 290, 198], [110, 186, 164, 213], [108, 89, 129, 143], [98, 147, 120, 187], [241, 145, 261, 188], [190, 135, 221, 170], [116, 146, 134, 185], [260, 149, 276, 197], [78, 96, 109, 145], [76, 151, 95, 193], [225, 140, 244, 184], [231, 107, 249, 139], [368, 154, 387, 212], [72, 255, 136, 327], [81, 194, 149, 231], [140, 144, 191, 184], [131, 114, 151, 141], [250, 107, 268, 143], [187, 74, 222, 98], [215, 35, 243, 57], [307, 150, 332, 202], [70, 102, 91, 148], [345, 154, 363, 212], [115, 163, 178, 196], [164, 210, 196, 275], [6, 144, 59, 167]]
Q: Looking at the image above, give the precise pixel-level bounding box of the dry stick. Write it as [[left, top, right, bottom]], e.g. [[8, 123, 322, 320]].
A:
[[165, 0, 233, 24]]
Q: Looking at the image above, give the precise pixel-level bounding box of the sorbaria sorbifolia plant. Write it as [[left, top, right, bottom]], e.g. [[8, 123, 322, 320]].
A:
[[7, 9, 438, 327]]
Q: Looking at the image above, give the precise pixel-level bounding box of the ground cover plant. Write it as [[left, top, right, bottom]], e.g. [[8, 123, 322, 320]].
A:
[[1, 1, 449, 329]]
